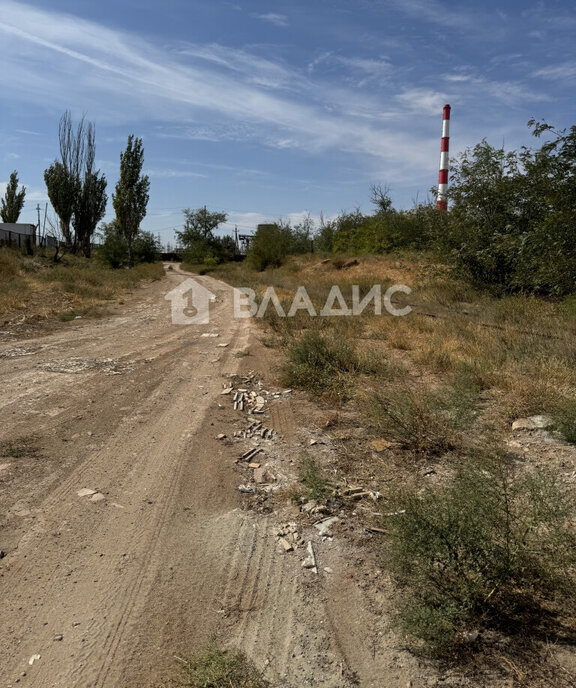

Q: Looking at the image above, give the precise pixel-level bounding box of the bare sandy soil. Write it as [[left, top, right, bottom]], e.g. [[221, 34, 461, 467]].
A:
[[0, 265, 447, 688]]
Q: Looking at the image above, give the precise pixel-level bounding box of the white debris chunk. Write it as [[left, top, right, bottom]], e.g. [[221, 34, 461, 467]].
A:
[[77, 488, 97, 498], [314, 516, 340, 537], [302, 541, 318, 573]]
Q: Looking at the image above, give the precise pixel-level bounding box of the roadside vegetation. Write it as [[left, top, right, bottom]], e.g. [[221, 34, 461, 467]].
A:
[[196, 120, 576, 682], [385, 453, 576, 657], [0, 246, 163, 326], [206, 120, 576, 295], [161, 645, 269, 688], [0, 111, 163, 328]]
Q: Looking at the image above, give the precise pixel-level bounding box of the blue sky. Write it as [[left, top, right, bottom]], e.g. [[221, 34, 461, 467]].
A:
[[0, 0, 574, 246]]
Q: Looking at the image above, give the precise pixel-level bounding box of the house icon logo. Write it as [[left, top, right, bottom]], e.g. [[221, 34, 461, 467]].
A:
[[164, 278, 216, 325]]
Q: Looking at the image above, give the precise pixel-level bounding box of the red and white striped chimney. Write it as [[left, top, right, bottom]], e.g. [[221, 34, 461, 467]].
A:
[[436, 104, 451, 211]]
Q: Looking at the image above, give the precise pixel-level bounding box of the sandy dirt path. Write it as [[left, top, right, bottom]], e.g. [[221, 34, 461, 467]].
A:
[[0, 266, 256, 687], [0, 266, 422, 688]]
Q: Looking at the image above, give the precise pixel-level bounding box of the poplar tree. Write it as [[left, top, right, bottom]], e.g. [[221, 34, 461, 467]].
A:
[[44, 111, 106, 252], [1, 171, 26, 223], [113, 135, 150, 266]]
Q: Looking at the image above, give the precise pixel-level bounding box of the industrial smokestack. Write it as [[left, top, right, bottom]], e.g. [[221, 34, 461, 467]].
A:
[[436, 104, 451, 211]]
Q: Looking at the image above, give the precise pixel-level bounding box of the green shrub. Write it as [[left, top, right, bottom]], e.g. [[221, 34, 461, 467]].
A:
[[133, 231, 161, 264], [281, 330, 358, 399], [384, 454, 576, 656], [203, 255, 218, 271], [247, 219, 313, 271], [96, 221, 129, 268], [325, 203, 446, 256], [247, 224, 291, 271]]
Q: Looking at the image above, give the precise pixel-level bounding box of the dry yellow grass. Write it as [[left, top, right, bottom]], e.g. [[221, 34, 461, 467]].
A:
[[210, 253, 576, 435], [0, 247, 164, 325]]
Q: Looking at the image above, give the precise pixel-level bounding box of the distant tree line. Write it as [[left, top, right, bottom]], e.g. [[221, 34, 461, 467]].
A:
[[0, 111, 152, 267], [243, 120, 576, 297], [43, 112, 151, 266]]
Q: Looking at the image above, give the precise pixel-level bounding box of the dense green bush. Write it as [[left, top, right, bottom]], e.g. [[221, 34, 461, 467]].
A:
[[445, 122, 576, 295], [247, 224, 291, 270], [247, 217, 313, 271], [182, 235, 236, 267], [133, 231, 161, 264], [96, 221, 160, 267], [317, 202, 447, 256], [177, 207, 236, 266], [309, 120, 576, 295]]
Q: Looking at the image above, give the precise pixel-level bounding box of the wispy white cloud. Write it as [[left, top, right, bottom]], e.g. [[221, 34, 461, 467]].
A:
[[254, 13, 289, 28], [224, 211, 271, 231], [385, 0, 476, 30], [222, 210, 321, 235], [521, 6, 576, 31], [0, 1, 437, 172], [0, 182, 48, 203], [308, 52, 391, 87], [25, 188, 49, 202], [443, 71, 549, 106], [533, 62, 576, 81], [396, 88, 450, 116], [174, 43, 304, 91], [146, 168, 207, 179], [444, 74, 473, 83], [0, 0, 551, 202]]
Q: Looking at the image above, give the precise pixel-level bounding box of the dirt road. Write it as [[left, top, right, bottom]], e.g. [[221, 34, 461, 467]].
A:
[[0, 266, 421, 688]]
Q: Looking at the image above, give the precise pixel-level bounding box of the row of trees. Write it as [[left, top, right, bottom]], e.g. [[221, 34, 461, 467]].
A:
[[174, 207, 316, 272], [44, 112, 150, 263], [1, 111, 151, 267], [44, 113, 107, 256]]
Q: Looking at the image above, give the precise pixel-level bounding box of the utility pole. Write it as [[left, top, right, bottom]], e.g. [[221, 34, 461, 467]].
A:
[[36, 204, 41, 245]]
